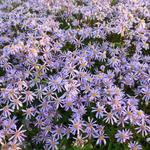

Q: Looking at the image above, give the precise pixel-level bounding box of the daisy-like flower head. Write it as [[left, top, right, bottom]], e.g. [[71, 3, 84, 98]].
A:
[[8, 141, 22, 150], [136, 122, 150, 137], [128, 141, 142, 150], [115, 129, 133, 143], [69, 117, 85, 135], [103, 110, 117, 125], [84, 117, 97, 139], [93, 131, 108, 146], [92, 102, 105, 119], [9, 125, 26, 143], [51, 125, 65, 140], [46, 136, 59, 150]]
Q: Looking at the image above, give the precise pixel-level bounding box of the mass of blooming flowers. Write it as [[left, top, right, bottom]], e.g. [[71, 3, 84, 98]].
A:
[[0, 0, 150, 149]]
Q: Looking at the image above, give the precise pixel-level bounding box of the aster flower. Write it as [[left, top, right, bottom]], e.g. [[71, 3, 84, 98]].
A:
[[35, 116, 45, 128], [73, 134, 86, 148], [72, 105, 86, 118], [128, 141, 142, 150], [0, 104, 13, 117], [115, 129, 133, 143], [63, 64, 78, 77], [141, 86, 150, 102], [8, 141, 22, 150], [48, 76, 64, 93], [135, 110, 145, 120], [38, 99, 51, 111], [65, 127, 71, 139], [78, 57, 88, 69], [103, 111, 117, 125], [108, 56, 120, 68], [46, 136, 59, 150], [104, 85, 115, 96], [6, 88, 19, 100], [51, 95, 64, 110], [44, 86, 56, 100], [3, 62, 13, 71], [92, 102, 105, 119], [94, 131, 108, 145], [84, 117, 97, 139], [96, 125, 105, 134], [117, 114, 128, 127], [16, 79, 28, 91], [108, 95, 123, 110], [3, 117, 17, 130], [10, 96, 23, 110], [22, 90, 35, 105], [124, 106, 135, 123], [69, 117, 85, 135], [51, 125, 65, 140], [34, 85, 46, 99], [127, 96, 139, 109], [43, 124, 52, 136], [89, 89, 100, 101], [136, 122, 150, 137], [22, 107, 35, 119], [9, 125, 26, 143], [63, 97, 75, 111], [64, 78, 80, 97]]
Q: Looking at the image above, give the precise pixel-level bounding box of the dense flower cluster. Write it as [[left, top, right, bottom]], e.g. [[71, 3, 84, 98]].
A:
[[0, 0, 150, 149]]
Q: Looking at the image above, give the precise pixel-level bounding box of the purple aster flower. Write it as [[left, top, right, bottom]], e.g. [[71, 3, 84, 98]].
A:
[[124, 106, 135, 123], [46, 136, 59, 150], [92, 102, 105, 119], [9, 125, 26, 143], [8, 141, 22, 150], [128, 141, 142, 150], [103, 111, 117, 125], [3, 117, 17, 130], [127, 96, 139, 109], [43, 124, 53, 135], [117, 114, 128, 127], [44, 86, 56, 100], [65, 127, 71, 139], [69, 117, 85, 135], [10, 96, 23, 110], [141, 86, 150, 102], [6, 88, 19, 100], [51, 125, 65, 140], [84, 117, 97, 139], [73, 134, 86, 148], [0, 104, 13, 117], [108, 95, 123, 110], [51, 95, 64, 110], [48, 76, 64, 93], [34, 85, 46, 99], [115, 129, 133, 143], [108, 56, 120, 68], [96, 125, 105, 134], [122, 75, 134, 87], [22, 107, 35, 119], [94, 131, 108, 145], [72, 104, 86, 118], [136, 122, 150, 137], [89, 89, 100, 101], [22, 90, 35, 105], [63, 97, 75, 111], [38, 99, 51, 111]]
